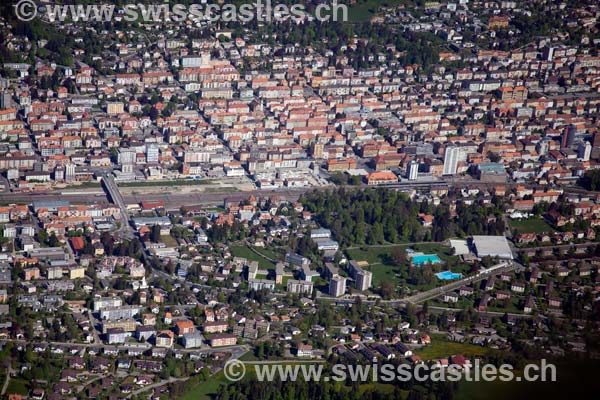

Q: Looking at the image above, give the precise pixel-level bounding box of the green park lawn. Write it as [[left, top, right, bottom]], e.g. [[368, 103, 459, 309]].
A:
[[180, 359, 600, 400], [347, 0, 395, 22], [346, 243, 453, 265], [178, 371, 228, 400], [363, 263, 403, 287], [230, 245, 275, 269], [179, 361, 324, 400], [415, 338, 489, 361], [160, 235, 179, 247], [509, 217, 553, 234], [347, 242, 461, 288], [6, 378, 29, 395]]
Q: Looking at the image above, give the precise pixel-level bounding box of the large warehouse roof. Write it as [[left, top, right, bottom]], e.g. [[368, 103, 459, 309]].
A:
[[472, 235, 513, 259]]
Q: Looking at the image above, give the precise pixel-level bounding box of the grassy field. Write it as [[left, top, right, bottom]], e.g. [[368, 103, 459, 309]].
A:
[[280, 275, 293, 288], [254, 246, 279, 260], [179, 359, 600, 400], [6, 378, 29, 395], [238, 352, 260, 362], [180, 361, 323, 400], [430, 297, 474, 310], [160, 235, 179, 247], [415, 337, 489, 360], [230, 245, 276, 269], [346, 243, 411, 264], [347, 242, 459, 288], [347, 0, 395, 22], [363, 263, 403, 287], [178, 371, 228, 400], [486, 296, 523, 314], [358, 383, 398, 395], [203, 207, 227, 213], [509, 217, 554, 234], [346, 243, 452, 265]]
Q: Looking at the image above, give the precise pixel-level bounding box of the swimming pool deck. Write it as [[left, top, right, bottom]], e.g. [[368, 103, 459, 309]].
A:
[[436, 271, 463, 280]]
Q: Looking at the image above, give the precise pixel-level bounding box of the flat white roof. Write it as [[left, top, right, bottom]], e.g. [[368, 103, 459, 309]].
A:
[[346, 169, 369, 176], [449, 239, 470, 255], [472, 235, 513, 259]]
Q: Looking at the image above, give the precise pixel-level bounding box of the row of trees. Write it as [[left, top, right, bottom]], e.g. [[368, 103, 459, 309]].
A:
[[300, 188, 505, 247], [579, 170, 600, 191], [216, 367, 458, 400]]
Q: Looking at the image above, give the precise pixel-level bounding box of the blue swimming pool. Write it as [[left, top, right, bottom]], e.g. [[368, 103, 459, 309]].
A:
[[436, 271, 462, 280], [411, 254, 442, 266]]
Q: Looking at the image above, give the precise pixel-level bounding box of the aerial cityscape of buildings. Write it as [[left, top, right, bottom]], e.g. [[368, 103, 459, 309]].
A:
[[0, 0, 600, 399]]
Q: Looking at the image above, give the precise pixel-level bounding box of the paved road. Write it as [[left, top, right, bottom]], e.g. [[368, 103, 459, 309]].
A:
[[75, 373, 107, 394], [316, 262, 523, 306], [0, 339, 249, 357], [404, 261, 522, 304], [1, 365, 12, 396]]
